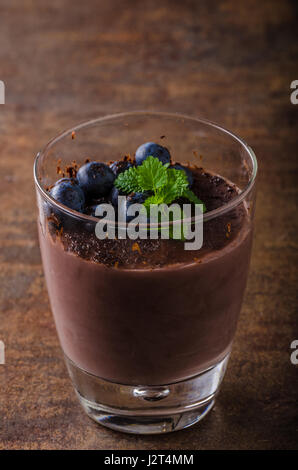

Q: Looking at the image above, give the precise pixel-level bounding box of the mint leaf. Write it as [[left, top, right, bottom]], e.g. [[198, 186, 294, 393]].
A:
[[136, 156, 168, 192], [143, 169, 188, 207], [158, 168, 189, 204], [143, 193, 165, 208], [114, 155, 207, 214], [114, 166, 142, 193]]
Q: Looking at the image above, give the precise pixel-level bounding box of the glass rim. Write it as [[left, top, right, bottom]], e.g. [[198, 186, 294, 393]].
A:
[[33, 111, 258, 224]]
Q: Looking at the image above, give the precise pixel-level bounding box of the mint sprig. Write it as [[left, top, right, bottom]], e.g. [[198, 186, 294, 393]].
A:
[[114, 166, 142, 193], [114, 156, 206, 211], [136, 157, 169, 192]]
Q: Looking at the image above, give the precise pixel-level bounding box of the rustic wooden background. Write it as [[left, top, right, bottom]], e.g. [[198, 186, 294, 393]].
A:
[[0, 0, 297, 450]]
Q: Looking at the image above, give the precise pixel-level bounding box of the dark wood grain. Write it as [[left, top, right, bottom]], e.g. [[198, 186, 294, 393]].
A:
[[0, 0, 297, 450]]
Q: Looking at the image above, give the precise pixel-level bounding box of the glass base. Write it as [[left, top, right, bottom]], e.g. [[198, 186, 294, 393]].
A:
[[65, 354, 230, 435]]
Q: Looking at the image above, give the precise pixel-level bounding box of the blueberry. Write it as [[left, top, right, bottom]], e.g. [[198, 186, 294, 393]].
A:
[[135, 142, 171, 166], [172, 163, 194, 187], [125, 192, 150, 222], [126, 192, 148, 207], [77, 161, 115, 198], [49, 178, 85, 212], [110, 186, 124, 207], [110, 186, 145, 205], [109, 159, 133, 176], [84, 196, 107, 217], [111, 191, 148, 222]]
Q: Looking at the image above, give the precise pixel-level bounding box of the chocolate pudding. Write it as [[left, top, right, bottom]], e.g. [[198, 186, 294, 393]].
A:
[[39, 164, 253, 386]]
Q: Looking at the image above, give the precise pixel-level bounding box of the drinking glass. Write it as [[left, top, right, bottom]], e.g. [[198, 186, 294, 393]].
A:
[[34, 112, 257, 434]]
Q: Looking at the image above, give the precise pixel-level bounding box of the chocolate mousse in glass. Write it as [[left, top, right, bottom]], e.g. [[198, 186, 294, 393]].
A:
[[34, 112, 257, 434]]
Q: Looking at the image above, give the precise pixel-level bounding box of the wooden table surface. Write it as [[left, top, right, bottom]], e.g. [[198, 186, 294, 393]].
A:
[[0, 0, 297, 450]]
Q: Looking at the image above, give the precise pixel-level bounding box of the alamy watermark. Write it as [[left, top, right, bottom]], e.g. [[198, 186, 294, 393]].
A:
[[290, 340, 298, 365], [0, 340, 4, 364], [94, 197, 203, 250], [290, 80, 298, 104], [0, 80, 5, 104]]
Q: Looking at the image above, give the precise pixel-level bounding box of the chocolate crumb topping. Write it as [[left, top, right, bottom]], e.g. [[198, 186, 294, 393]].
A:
[[45, 162, 246, 268]]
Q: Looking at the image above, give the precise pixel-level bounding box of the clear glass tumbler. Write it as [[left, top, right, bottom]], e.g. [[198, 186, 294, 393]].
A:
[[34, 112, 257, 434]]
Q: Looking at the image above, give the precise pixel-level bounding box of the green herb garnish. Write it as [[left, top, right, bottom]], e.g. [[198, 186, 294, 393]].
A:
[[115, 156, 206, 211]]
